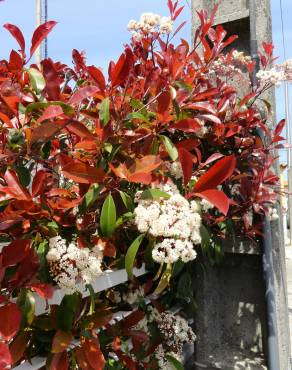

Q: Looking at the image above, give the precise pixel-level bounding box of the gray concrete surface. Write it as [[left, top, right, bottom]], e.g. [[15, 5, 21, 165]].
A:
[[285, 247, 292, 363]]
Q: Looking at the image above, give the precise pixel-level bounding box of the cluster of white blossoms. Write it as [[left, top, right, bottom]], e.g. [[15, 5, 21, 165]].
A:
[[166, 161, 184, 179], [46, 236, 103, 295], [267, 207, 279, 221], [156, 312, 196, 356], [127, 13, 173, 41], [256, 68, 285, 86], [134, 183, 202, 263]]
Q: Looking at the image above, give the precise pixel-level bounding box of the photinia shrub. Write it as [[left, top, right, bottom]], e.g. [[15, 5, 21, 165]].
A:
[[0, 1, 286, 368]]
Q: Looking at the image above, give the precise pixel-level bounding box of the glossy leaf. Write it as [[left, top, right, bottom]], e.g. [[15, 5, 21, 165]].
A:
[[62, 162, 105, 184], [69, 86, 98, 105], [52, 331, 73, 353], [30, 20, 57, 57], [0, 342, 11, 369], [160, 135, 178, 161], [100, 194, 116, 237], [99, 97, 110, 126], [166, 355, 185, 370], [3, 23, 25, 56], [125, 234, 145, 280], [196, 189, 230, 215], [0, 303, 21, 340], [50, 352, 69, 370], [140, 188, 170, 200], [178, 147, 193, 186], [2, 239, 32, 267], [194, 155, 236, 193], [154, 263, 172, 295], [83, 338, 105, 370], [170, 118, 201, 133], [28, 68, 46, 93]]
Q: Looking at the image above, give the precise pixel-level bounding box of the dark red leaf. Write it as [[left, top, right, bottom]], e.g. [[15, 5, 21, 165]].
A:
[[9, 332, 29, 365], [87, 66, 106, 91], [274, 119, 285, 137], [50, 352, 69, 370], [66, 120, 95, 139], [0, 303, 21, 340], [4, 170, 31, 201], [157, 90, 171, 114], [32, 170, 49, 197], [30, 21, 57, 57], [9, 50, 23, 71], [83, 338, 105, 370], [3, 24, 25, 57], [75, 347, 94, 370], [111, 48, 133, 86], [170, 118, 201, 133], [62, 162, 105, 184], [178, 148, 193, 186], [194, 155, 236, 192], [2, 239, 32, 267], [52, 331, 73, 353]]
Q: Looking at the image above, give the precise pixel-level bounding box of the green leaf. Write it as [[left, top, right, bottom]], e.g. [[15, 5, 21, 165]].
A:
[[36, 240, 50, 283], [15, 166, 31, 187], [115, 212, 134, 228], [99, 97, 110, 126], [154, 263, 172, 295], [126, 112, 150, 124], [119, 191, 134, 212], [176, 272, 192, 301], [26, 101, 74, 116], [166, 354, 185, 370], [80, 184, 102, 214], [140, 188, 170, 200], [86, 284, 95, 316], [56, 293, 79, 331], [17, 289, 35, 327], [125, 234, 145, 280], [100, 194, 116, 237], [160, 135, 178, 161], [172, 260, 185, 277], [200, 224, 211, 254], [28, 68, 46, 93]]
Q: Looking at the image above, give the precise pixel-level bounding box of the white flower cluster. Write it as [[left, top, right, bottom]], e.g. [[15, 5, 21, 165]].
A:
[[128, 13, 173, 41], [167, 161, 183, 179], [267, 207, 279, 221], [232, 50, 251, 65], [156, 312, 196, 354], [256, 68, 285, 86], [134, 183, 202, 263], [123, 286, 144, 305], [154, 345, 182, 370], [46, 236, 103, 295]]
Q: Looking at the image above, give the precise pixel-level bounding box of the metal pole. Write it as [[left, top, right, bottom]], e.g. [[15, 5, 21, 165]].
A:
[[43, 0, 48, 59], [249, 1, 281, 369], [35, 0, 42, 64], [285, 81, 292, 246]]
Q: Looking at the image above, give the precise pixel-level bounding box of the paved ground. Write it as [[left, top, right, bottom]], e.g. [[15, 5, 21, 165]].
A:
[[285, 248, 292, 358]]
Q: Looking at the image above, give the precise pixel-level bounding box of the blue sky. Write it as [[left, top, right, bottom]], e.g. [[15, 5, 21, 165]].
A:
[[0, 0, 291, 164]]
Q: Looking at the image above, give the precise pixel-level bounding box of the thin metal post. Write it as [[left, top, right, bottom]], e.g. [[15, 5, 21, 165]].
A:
[[35, 0, 42, 64]]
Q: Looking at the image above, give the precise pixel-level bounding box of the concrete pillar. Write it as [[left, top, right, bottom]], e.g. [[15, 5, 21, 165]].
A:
[[190, 1, 291, 369]]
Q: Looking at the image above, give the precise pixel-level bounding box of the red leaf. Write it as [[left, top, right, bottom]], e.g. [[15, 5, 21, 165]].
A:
[[83, 338, 105, 370], [75, 347, 94, 370], [186, 102, 217, 114], [178, 148, 193, 186], [87, 66, 106, 91], [195, 189, 230, 215], [0, 342, 11, 369], [0, 303, 21, 340], [1, 239, 32, 267], [122, 310, 145, 329], [36, 105, 63, 124], [52, 331, 73, 353], [200, 153, 224, 168], [69, 86, 98, 105], [9, 50, 23, 71], [30, 21, 57, 57], [170, 118, 201, 133], [32, 170, 49, 197], [111, 48, 133, 86], [9, 332, 29, 365], [3, 24, 25, 57], [194, 155, 236, 192], [50, 352, 69, 370], [62, 162, 105, 184], [157, 90, 171, 114], [274, 119, 285, 137], [66, 120, 95, 139], [4, 170, 31, 201], [29, 283, 54, 299]]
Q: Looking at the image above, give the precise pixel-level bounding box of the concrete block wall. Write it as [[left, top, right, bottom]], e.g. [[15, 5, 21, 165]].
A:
[[190, 1, 291, 368]]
